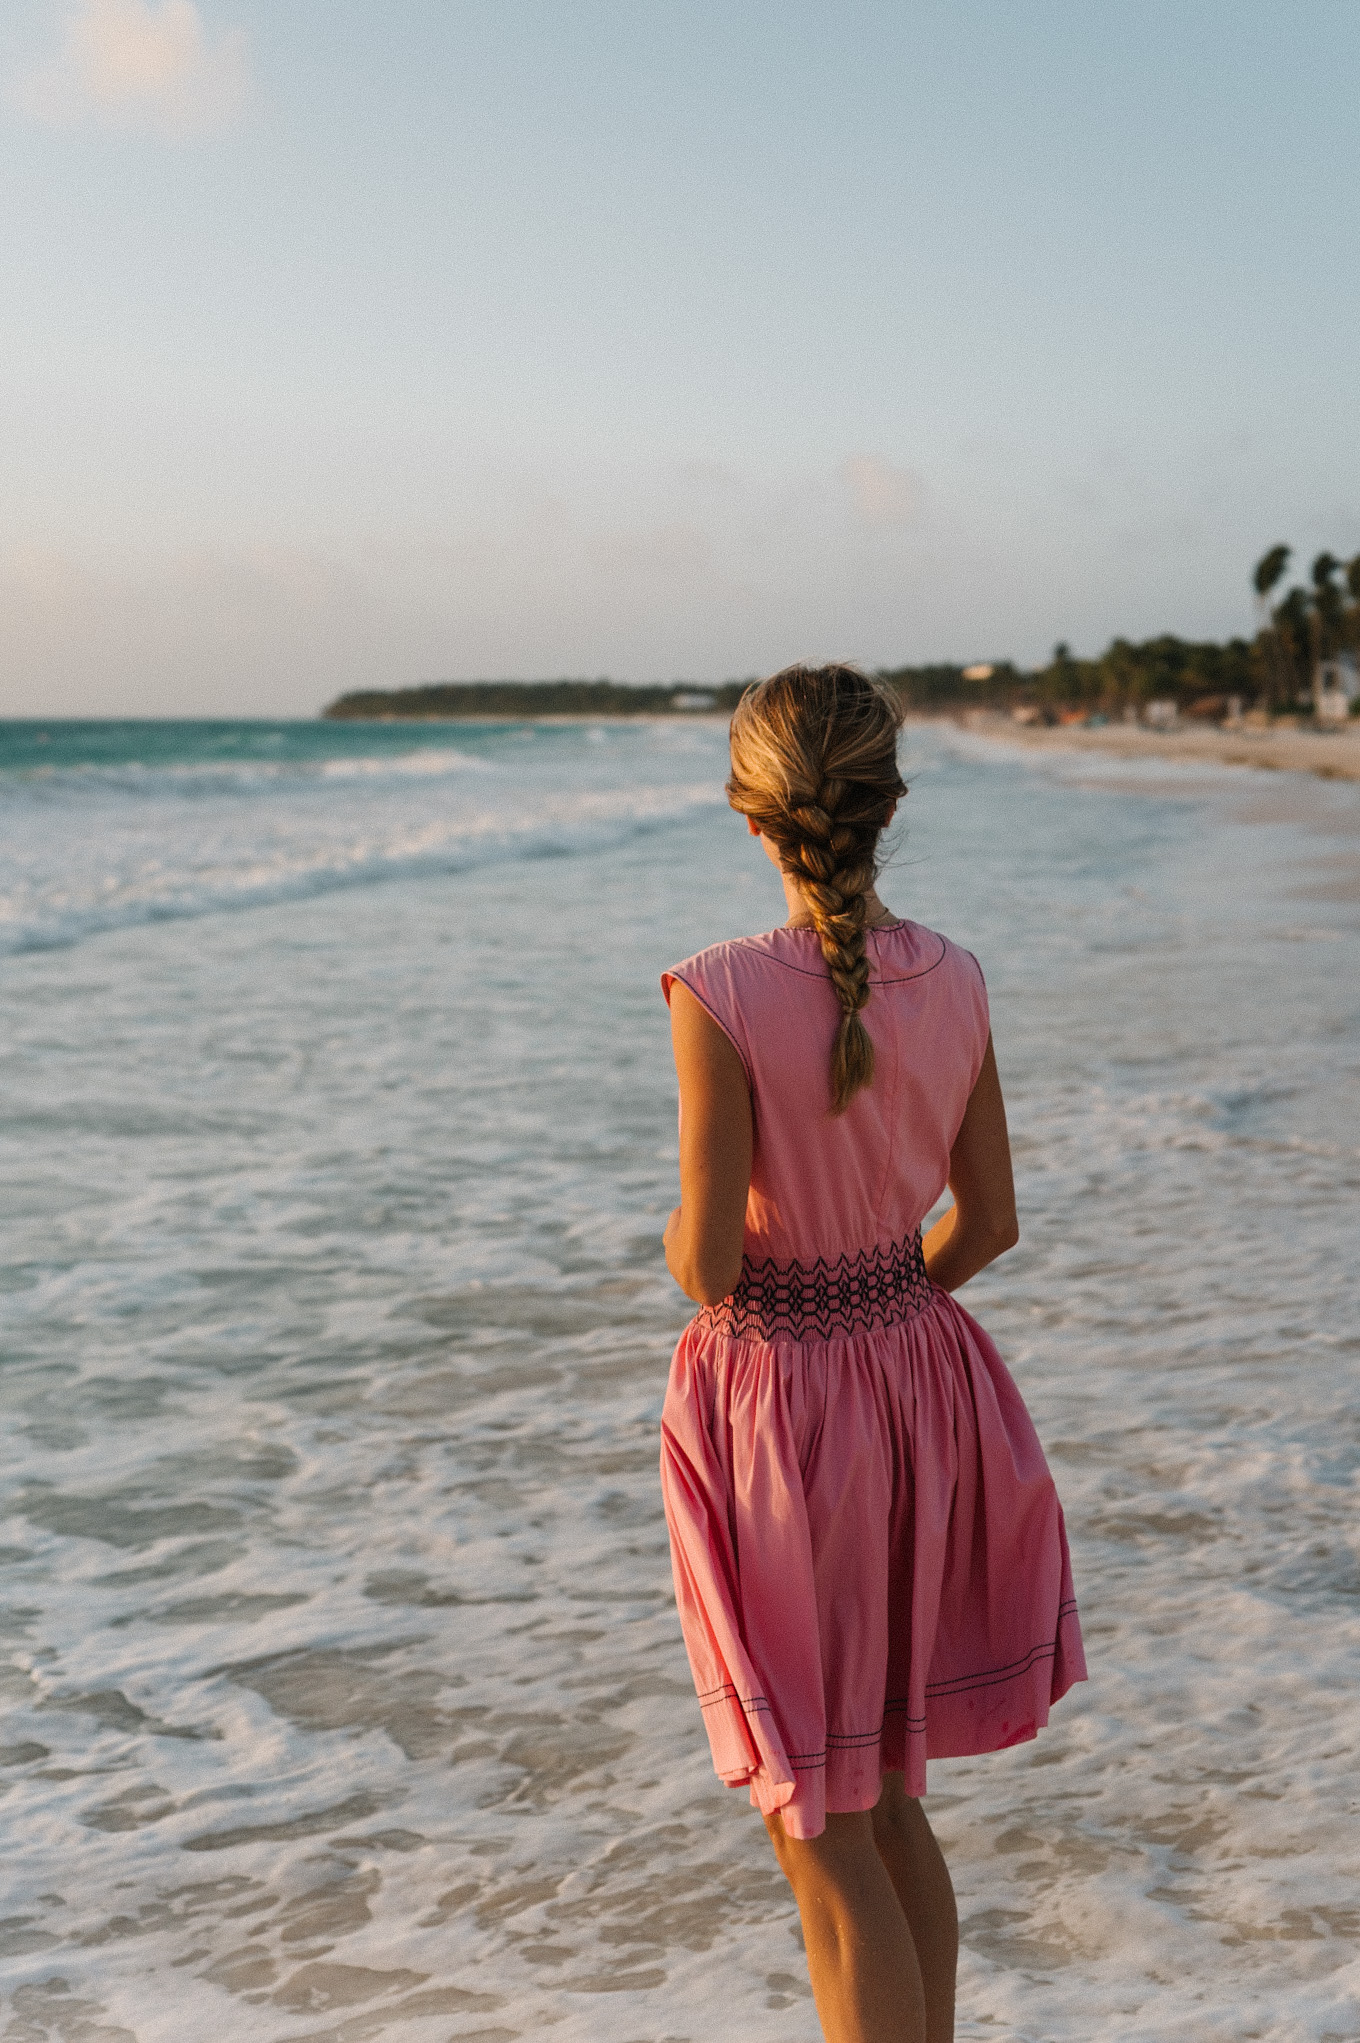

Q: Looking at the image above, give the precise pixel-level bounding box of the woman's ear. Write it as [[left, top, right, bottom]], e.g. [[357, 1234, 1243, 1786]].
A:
[[747, 816, 761, 837]]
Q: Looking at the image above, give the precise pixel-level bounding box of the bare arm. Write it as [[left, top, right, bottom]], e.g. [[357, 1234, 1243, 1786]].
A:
[[923, 1033, 1019, 1293], [662, 982, 753, 1306]]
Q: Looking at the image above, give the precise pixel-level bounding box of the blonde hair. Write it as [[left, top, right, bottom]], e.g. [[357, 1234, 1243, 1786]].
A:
[[727, 664, 906, 1114]]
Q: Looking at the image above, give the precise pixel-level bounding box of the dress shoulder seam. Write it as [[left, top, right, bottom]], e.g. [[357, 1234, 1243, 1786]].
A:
[[729, 931, 949, 986]]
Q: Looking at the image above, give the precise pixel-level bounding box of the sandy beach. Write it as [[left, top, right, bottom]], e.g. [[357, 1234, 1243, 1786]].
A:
[[949, 710, 1360, 782]]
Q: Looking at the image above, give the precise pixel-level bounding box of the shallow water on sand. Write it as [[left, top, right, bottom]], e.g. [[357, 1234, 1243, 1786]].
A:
[[1, 718, 1357, 2041]]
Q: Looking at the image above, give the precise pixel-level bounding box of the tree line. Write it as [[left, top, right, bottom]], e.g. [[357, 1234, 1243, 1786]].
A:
[[880, 640, 1260, 717], [325, 679, 751, 719], [881, 545, 1360, 718], [325, 547, 1360, 722]]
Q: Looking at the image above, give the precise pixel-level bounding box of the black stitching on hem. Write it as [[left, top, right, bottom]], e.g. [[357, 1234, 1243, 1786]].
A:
[[698, 1685, 771, 1717], [923, 1617, 1077, 1702], [925, 1645, 1054, 1699], [882, 1701, 927, 1730], [707, 1619, 1080, 1745]]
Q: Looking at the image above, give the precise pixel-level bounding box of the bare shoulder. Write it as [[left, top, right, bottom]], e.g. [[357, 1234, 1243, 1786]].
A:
[[669, 980, 748, 1083]]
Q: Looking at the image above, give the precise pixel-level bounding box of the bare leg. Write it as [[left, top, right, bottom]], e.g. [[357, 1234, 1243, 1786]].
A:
[[764, 1807, 926, 2043], [870, 1774, 958, 2043]]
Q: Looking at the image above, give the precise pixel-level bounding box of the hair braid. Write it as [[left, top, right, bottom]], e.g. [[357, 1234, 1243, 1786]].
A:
[[725, 665, 907, 1114]]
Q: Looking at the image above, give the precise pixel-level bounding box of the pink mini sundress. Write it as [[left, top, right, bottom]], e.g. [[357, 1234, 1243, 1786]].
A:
[[660, 919, 1086, 1841]]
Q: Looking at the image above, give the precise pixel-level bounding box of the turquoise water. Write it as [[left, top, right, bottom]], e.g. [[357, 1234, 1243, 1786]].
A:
[[1, 716, 1358, 2040], [0, 715, 724, 954], [0, 717, 517, 774]]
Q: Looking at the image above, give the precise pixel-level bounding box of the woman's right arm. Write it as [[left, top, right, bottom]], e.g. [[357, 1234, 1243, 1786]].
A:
[[662, 982, 753, 1306], [923, 1033, 1019, 1293]]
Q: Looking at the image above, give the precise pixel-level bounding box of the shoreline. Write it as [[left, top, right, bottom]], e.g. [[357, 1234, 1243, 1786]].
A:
[[940, 710, 1360, 783]]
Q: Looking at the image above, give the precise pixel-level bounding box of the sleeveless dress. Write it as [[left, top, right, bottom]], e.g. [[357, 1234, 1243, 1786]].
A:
[[659, 919, 1086, 1841]]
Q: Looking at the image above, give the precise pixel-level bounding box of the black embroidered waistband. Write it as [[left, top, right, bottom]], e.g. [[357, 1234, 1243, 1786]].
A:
[[695, 1229, 933, 1344]]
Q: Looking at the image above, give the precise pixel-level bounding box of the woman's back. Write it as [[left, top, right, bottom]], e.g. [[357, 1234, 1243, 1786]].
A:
[[661, 911, 1084, 1839], [663, 919, 990, 1265]]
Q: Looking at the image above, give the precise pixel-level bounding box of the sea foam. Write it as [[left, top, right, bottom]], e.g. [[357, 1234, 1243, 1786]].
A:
[[0, 717, 1356, 2040]]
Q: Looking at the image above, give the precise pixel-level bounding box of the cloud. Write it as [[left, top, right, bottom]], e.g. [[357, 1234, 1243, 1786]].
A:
[[839, 454, 925, 529], [17, 0, 250, 138]]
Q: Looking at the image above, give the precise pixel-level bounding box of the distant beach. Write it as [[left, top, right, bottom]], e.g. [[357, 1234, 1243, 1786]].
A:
[[948, 709, 1360, 783]]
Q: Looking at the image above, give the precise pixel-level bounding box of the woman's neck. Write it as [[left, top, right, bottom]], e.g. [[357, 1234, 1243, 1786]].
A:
[[779, 871, 898, 930]]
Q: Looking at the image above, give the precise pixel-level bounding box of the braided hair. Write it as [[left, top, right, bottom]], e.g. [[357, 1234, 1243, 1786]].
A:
[[726, 664, 907, 1114]]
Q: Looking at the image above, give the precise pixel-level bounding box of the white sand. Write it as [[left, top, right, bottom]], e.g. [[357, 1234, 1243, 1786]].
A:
[[945, 710, 1360, 783]]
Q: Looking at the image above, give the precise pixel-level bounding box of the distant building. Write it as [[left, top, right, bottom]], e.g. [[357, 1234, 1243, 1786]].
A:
[[1317, 654, 1358, 702], [1144, 699, 1178, 728], [671, 690, 717, 711], [962, 663, 994, 682], [1315, 654, 1356, 727]]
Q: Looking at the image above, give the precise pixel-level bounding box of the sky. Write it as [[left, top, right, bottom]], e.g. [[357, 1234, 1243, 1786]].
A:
[[2, 0, 1359, 717]]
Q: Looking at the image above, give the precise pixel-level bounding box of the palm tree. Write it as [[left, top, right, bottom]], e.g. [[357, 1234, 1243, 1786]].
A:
[[1273, 588, 1311, 704], [1346, 555, 1360, 659], [1252, 545, 1292, 706], [1309, 554, 1345, 696], [1253, 544, 1291, 613]]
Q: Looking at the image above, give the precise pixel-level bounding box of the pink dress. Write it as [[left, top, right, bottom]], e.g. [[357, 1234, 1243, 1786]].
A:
[[660, 919, 1086, 1841]]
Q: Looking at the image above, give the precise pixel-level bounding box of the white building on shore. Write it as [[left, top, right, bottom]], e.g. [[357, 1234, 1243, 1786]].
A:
[[1316, 654, 1358, 726]]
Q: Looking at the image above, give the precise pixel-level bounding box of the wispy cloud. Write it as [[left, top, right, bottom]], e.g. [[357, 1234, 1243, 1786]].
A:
[[16, 0, 250, 138], [839, 454, 925, 528]]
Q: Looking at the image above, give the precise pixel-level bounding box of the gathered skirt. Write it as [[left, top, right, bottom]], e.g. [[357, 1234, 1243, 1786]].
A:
[[659, 1283, 1086, 1840]]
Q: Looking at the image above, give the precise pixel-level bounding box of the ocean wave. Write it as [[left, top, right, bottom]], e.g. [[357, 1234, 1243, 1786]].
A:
[[317, 746, 490, 779], [0, 783, 723, 954], [0, 747, 495, 805]]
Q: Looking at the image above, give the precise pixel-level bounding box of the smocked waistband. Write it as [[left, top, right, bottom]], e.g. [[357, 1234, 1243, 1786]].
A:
[[694, 1229, 933, 1344]]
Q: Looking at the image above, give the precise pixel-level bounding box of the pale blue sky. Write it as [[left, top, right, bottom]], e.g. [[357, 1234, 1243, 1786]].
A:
[[3, 0, 1358, 715]]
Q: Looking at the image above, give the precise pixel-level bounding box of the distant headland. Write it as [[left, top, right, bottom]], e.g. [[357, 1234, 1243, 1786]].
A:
[[324, 680, 750, 719]]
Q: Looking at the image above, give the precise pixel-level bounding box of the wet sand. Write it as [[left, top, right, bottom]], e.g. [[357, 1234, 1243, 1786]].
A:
[[949, 711, 1360, 782]]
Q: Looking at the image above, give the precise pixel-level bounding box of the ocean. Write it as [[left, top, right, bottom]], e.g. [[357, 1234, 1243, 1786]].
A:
[[1, 715, 1357, 2042]]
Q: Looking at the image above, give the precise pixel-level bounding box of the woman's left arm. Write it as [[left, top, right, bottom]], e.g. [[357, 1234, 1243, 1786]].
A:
[[663, 982, 753, 1306]]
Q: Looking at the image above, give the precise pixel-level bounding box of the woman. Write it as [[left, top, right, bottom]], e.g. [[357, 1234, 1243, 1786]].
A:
[[660, 665, 1085, 2043]]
